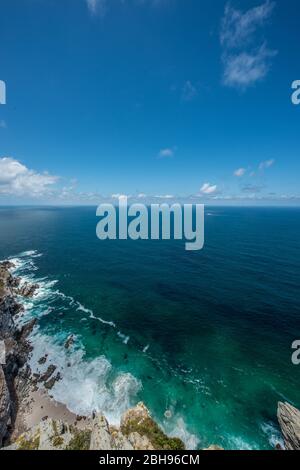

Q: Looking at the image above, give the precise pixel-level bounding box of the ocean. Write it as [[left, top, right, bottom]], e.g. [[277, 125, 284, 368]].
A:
[[0, 206, 299, 450]]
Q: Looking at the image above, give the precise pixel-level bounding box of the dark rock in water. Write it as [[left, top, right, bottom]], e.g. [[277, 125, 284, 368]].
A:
[[38, 356, 47, 365], [0, 261, 14, 271], [39, 365, 57, 383], [0, 300, 15, 339], [18, 319, 37, 341], [10, 277, 21, 289], [44, 372, 61, 390], [18, 282, 39, 298], [64, 335, 74, 349], [278, 402, 300, 450]]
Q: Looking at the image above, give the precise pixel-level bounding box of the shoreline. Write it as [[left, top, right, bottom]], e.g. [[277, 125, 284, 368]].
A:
[[1, 256, 299, 451], [0, 259, 186, 450]]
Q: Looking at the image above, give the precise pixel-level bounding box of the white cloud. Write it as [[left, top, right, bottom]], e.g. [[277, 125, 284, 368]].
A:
[[221, 1, 275, 49], [220, 2, 276, 89], [158, 148, 174, 158], [86, 0, 106, 16], [111, 193, 130, 200], [182, 81, 198, 101], [200, 183, 217, 195], [223, 45, 276, 88], [154, 194, 174, 199], [86, 0, 166, 17], [0, 120, 6, 129], [0, 157, 59, 197], [234, 167, 246, 177], [259, 158, 275, 170]]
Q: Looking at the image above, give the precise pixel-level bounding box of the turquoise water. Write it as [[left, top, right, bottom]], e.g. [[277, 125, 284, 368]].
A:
[[0, 206, 300, 449]]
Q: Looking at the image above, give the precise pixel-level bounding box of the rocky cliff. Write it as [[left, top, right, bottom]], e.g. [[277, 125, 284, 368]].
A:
[[277, 402, 300, 451], [0, 261, 37, 447], [2, 402, 184, 451]]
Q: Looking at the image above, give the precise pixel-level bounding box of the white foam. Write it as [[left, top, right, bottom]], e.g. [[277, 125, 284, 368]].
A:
[[8, 250, 140, 424], [77, 302, 116, 328], [6, 250, 202, 448], [260, 422, 284, 449], [9, 251, 120, 332], [166, 416, 200, 450], [225, 434, 258, 450], [19, 250, 39, 257], [117, 331, 130, 345], [29, 330, 141, 424]]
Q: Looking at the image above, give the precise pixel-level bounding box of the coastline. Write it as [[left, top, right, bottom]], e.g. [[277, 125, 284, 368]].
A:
[[1, 256, 299, 451], [0, 258, 185, 450]]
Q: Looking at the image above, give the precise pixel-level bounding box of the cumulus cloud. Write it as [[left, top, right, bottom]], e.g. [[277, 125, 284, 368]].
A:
[[200, 183, 217, 195], [220, 2, 276, 89], [0, 157, 59, 197], [234, 167, 247, 177]]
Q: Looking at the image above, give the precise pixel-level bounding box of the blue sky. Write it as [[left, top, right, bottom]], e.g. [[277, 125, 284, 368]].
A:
[[0, 0, 299, 205]]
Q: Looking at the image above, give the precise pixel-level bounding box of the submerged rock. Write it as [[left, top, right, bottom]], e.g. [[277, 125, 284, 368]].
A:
[[64, 335, 74, 349], [38, 356, 47, 365], [278, 402, 300, 450], [17, 282, 39, 298], [44, 372, 61, 390], [39, 365, 57, 383]]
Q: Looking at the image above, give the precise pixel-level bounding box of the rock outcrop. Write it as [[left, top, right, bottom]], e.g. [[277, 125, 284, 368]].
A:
[[0, 366, 10, 446], [2, 403, 185, 451], [120, 402, 184, 450], [0, 261, 38, 447], [17, 282, 39, 299], [278, 402, 300, 450]]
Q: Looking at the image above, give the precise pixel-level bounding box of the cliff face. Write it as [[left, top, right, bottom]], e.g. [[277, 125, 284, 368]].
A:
[[0, 261, 36, 447], [2, 402, 184, 451], [278, 402, 300, 451]]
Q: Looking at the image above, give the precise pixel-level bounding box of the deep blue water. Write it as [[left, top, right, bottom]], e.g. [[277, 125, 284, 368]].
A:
[[0, 206, 299, 449]]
